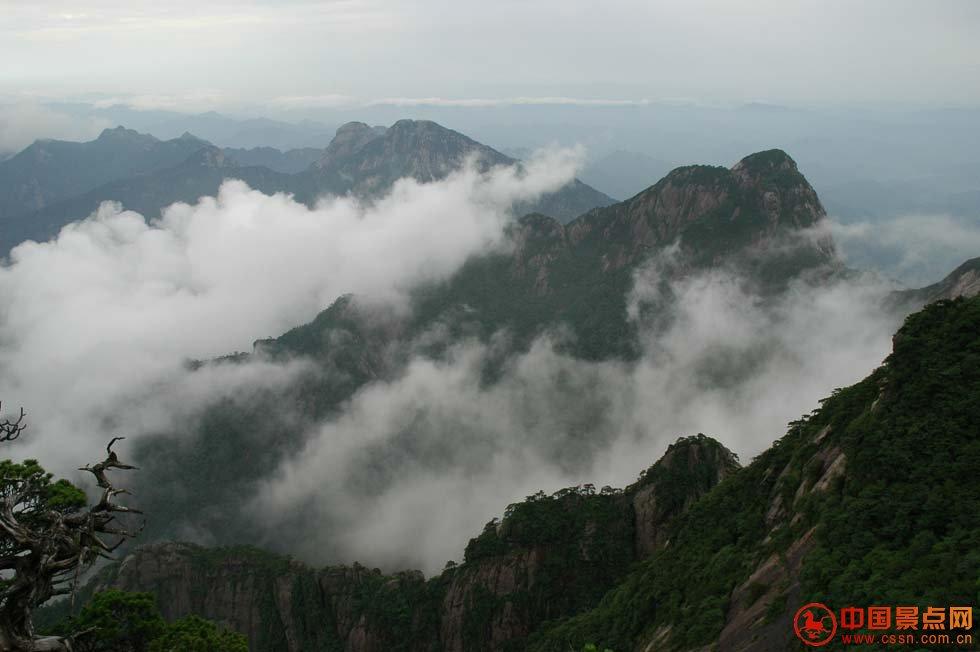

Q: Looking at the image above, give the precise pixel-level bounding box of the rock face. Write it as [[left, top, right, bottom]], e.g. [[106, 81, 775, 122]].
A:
[[303, 119, 615, 221], [565, 149, 838, 281], [630, 434, 740, 557], [526, 295, 980, 652], [890, 256, 980, 309], [62, 296, 980, 652], [82, 435, 736, 652]]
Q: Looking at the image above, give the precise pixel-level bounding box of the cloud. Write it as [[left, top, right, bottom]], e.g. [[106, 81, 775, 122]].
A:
[[0, 102, 109, 156], [0, 142, 919, 576], [830, 214, 980, 286], [366, 97, 653, 108], [253, 257, 900, 574], [267, 94, 359, 109], [90, 91, 228, 112], [0, 148, 582, 475]]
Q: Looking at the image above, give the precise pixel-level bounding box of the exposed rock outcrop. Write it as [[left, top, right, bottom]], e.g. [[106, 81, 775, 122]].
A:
[[890, 256, 980, 311], [74, 434, 736, 652]]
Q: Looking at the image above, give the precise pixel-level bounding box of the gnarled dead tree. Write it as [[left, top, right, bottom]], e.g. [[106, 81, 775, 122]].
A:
[[0, 429, 143, 652], [0, 405, 26, 444]]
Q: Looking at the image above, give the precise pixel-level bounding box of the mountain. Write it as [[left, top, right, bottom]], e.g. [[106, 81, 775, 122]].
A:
[[85, 106, 340, 150], [888, 256, 980, 309], [221, 146, 322, 173], [399, 149, 839, 358], [1, 120, 614, 253], [50, 435, 739, 652], [53, 293, 980, 651], [1, 147, 299, 251], [124, 149, 844, 561], [300, 119, 616, 221], [528, 293, 980, 651], [0, 127, 209, 219]]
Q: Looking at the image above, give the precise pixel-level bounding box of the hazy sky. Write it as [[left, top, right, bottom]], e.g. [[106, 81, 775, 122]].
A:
[[3, 0, 979, 110]]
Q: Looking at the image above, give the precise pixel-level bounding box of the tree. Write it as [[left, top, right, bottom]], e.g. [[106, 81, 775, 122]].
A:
[[69, 591, 164, 652], [147, 616, 247, 652], [0, 406, 143, 652], [52, 591, 247, 652]]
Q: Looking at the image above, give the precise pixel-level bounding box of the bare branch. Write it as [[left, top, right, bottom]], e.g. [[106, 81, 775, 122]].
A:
[[78, 436, 138, 489], [0, 404, 27, 443]]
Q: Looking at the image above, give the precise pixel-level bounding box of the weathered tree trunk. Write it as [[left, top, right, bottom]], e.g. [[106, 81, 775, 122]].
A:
[[0, 633, 71, 652], [27, 637, 71, 651], [0, 435, 140, 652]]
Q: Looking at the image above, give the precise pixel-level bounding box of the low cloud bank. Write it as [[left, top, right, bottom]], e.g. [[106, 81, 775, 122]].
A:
[[255, 259, 900, 574], [0, 149, 581, 473], [0, 152, 924, 575]]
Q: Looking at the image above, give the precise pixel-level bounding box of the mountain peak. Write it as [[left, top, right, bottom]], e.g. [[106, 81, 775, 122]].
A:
[[96, 126, 157, 144], [565, 149, 836, 283], [388, 118, 443, 133], [314, 118, 509, 188], [893, 256, 980, 309], [730, 149, 807, 191], [334, 121, 383, 138], [185, 146, 234, 169], [731, 148, 798, 173], [317, 121, 386, 168], [177, 131, 207, 144]]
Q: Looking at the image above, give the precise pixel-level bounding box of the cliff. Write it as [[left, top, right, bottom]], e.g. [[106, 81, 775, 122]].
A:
[[52, 295, 980, 650], [529, 295, 980, 650], [77, 436, 737, 652]]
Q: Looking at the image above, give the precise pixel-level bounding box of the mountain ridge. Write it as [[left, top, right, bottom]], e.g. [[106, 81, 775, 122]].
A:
[[50, 293, 980, 650], [0, 120, 615, 253], [0, 127, 211, 221]]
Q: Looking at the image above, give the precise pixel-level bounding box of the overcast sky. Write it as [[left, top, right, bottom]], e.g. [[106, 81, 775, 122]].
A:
[[2, 0, 979, 111]]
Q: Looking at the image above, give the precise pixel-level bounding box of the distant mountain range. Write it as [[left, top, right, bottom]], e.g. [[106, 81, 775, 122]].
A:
[[0, 127, 209, 220], [221, 145, 322, 173], [0, 120, 615, 253]]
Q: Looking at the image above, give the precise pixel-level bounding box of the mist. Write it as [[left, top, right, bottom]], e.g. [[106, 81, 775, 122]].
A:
[[0, 148, 581, 473], [0, 102, 110, 157], [0, 145, 926, 577], [253, 258, 900, 574], [831, 214, 980, 286]]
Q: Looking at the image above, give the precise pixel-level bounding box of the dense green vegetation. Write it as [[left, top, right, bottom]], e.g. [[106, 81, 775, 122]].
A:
[[53, 297, 980, 651], [0, 459, 87, 517], [801, 296, 980, 619], [459, 489, 635, 649], [147, 615, 248, 652], [528, 296, 980, 651], [49, 590, 246, 652]]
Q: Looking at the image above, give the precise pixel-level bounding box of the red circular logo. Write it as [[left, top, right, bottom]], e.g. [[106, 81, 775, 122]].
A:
[[793, 602, 837, 647]]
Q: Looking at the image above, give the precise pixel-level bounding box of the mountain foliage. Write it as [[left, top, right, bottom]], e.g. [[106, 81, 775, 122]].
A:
[[58, 294, 980, 651]]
